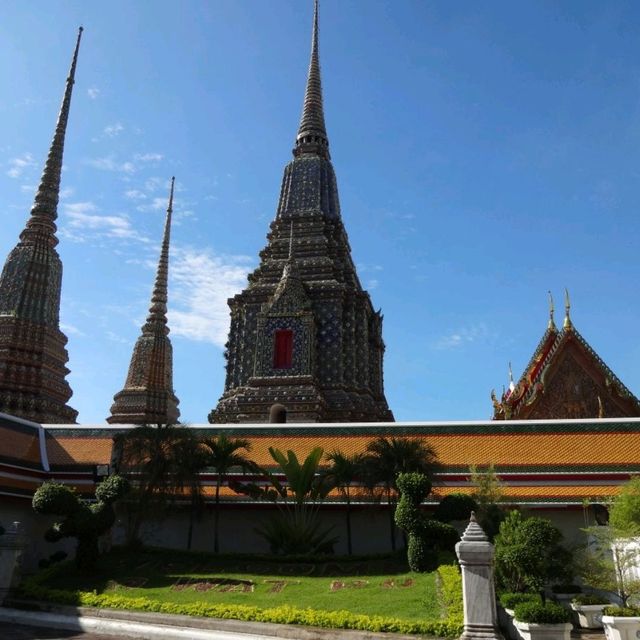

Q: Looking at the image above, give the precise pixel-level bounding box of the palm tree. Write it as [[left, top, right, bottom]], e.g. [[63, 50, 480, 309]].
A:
[[113, 424, 205, 547], [201, 434, 253, 553], [323, 450, 365, 555], [364, 436, 439, 551]]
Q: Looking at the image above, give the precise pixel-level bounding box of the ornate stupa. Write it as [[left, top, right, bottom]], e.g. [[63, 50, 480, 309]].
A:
[[0, 28, 84, 424], [107, 178, 180, 425], [210, 1, 393, 423], [491, 291, 640, 420]]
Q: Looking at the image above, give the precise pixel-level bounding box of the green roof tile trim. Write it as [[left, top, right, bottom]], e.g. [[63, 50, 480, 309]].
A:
[[44, 418, 640, 437]]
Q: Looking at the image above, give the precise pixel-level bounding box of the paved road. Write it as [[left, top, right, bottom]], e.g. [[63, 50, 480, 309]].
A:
[[0, 622, 115, 640]]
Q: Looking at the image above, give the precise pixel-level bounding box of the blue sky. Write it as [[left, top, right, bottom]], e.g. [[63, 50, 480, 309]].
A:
[[2, 1, 640, 424]]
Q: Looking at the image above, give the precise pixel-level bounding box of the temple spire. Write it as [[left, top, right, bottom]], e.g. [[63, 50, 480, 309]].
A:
[[563, 288, 572, 330], [548, 290, 556, 331], [107, 177, 180, 425], [294, 0, 329, 159], [143, 177, 174, 336], [23, 27, 83, 247]]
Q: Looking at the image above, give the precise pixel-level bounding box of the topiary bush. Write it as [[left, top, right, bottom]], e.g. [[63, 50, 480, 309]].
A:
[[32, 475, 129, 571], [434, 493, 478, 524], [394, 472, 459, 572], [603, 606, 640, 617], [499, 592, 539, 609], [514, 601, 570, 624], [572, 594, 609, 605]]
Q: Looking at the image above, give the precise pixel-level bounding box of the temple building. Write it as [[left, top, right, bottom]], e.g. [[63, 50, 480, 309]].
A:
[[209, 1, 393, 423], [107, 178, 180, 425], [491, 292, 640, 420], [0, 28, 83, 424]]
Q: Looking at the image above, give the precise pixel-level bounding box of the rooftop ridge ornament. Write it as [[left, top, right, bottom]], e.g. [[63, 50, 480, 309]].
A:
[[23, 26, 83, 248], [461, 511, 489, 542], [143, 177, 174, 336], [294, 0, 330, 159], [508, 362, 515, 392], [563, 287, 572, 330], [548, 290, 556, 331]]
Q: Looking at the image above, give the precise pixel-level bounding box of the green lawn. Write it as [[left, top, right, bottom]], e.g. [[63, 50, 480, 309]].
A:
[[39, 547, 442, 622]]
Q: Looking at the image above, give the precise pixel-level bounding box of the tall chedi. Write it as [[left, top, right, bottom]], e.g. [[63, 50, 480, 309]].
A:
[[210, 2, 393, 423], [0, 28, 84, 424], [108, 178, 180, 425]]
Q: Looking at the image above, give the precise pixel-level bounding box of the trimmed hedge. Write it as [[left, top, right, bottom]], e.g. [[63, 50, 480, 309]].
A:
[[499, 592, 539, 609], [19, 564, 464, 638], [513, 601, 570, 624], [437, 564, 463, 620], [603, 606, 640, 617], [572, 594, 609, 606]]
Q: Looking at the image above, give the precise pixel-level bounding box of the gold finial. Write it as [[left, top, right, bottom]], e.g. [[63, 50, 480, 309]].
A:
[[563, 288, 572, 329], [548, 290, 556, 330]]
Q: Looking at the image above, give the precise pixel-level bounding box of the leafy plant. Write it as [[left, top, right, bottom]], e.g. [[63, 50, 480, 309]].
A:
[[499, 592, 539, 609], [113, 424, 207, 548], [32, 475, 129, 570], [322, 451, 366, 555], [434, 493, 478, 524], [603, 606, 640, 617], [365, 437, 439, 551], [468, 464, 505, 541], [494, 511, 572, 602], [394, 472, 458, 571], [579, 477, 640, 608], [513, 601, 570, 624], [234, 447, 336, 555], [201, 434, 253, 553], [572, 594, 609, 605]]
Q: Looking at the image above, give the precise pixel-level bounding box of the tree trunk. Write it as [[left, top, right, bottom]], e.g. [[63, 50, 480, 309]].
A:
[[214, 480, 221, 553], [346, 488, 352, 555]]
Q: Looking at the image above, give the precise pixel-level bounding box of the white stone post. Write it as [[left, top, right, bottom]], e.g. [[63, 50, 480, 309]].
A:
[[455, 512, 504, 640], [0, 522, 26, 606]]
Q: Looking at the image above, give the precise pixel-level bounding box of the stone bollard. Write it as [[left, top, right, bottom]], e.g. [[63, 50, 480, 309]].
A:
[[0, 522, 26, 606], [455, 512, 504, 640]]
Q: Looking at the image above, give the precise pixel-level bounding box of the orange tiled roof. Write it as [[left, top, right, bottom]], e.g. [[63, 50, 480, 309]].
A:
[[0, 422, 42, 467]]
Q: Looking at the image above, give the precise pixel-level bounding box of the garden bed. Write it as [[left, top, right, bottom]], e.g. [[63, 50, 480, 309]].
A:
[[18, 547, 462, 637]]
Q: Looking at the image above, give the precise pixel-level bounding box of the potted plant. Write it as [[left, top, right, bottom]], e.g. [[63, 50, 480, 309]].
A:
[[513, 600, 572, 640], [570, 593, 610, 629], [579, 478, 640, 640], [498, 593, 538, 640]]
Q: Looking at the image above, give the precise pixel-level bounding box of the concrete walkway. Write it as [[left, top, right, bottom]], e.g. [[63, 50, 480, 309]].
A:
[[0, 603, 426, 640]]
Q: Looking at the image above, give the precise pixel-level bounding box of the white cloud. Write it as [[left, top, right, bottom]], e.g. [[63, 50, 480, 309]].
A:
[[124, 189, 147, 200], [60, 187, 74, 200], [20, 184, 35, 193], [168, 247, 253, 346], [7, 153, 35, 178], [86, 156, 136, 174], [104, 122, 124, 138], [144, 177, 163, 192], [137, 197, 167, 212], [366, 279, 379, 290], [134, 153, 163, 163], [434, 323, 490, 350], [87, 87, 100, 99], [62, 201, 150, 243], [60, 322, 84, 337]]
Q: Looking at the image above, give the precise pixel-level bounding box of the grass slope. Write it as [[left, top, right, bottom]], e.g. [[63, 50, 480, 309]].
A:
[[39, 547, 441, 621]]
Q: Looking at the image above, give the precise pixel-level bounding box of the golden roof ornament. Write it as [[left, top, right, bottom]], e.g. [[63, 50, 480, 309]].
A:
[[563, 288, 572, 330], [548, 290, 556, 331]]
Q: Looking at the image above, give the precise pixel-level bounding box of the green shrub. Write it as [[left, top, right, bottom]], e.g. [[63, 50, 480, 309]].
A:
[[603, 606, 640, 617], [395, 473, 459, 572], [499, 592, 539, 609], [32, 475, 129, 571], [434, 494, 478, 523], [572, 594, 608, 605], [437, 564, 463, 620], [494, 511, 573, 599], [513, 601, 570, 624]]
